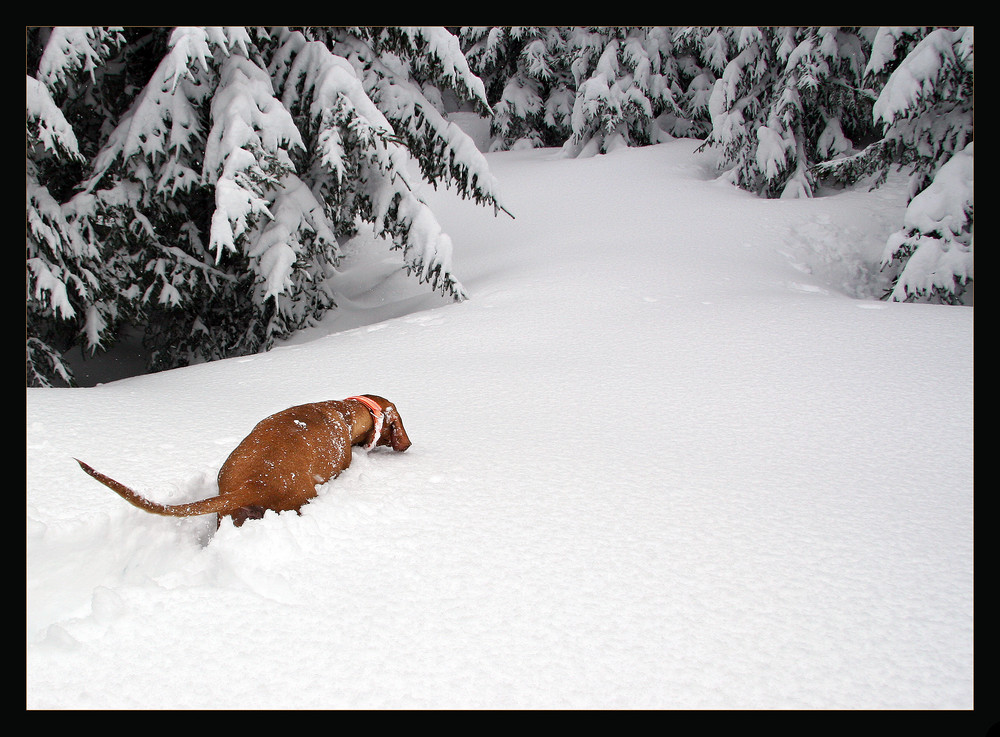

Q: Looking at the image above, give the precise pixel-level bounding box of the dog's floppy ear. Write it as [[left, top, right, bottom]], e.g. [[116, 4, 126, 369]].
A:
[[362, 395, 412, 452], [382, 403, 412, 452]]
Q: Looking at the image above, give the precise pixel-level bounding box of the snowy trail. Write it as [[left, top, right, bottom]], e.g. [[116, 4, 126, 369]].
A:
[[26, 141, 973, 709]]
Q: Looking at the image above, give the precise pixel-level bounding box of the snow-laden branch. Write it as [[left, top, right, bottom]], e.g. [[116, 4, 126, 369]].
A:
[[26, 75, 82, 160], [864, 27, 923, 79], [249, 173, 338, 302], [281, 37, 410, 186], [82, 27, 261, 198], [83, 28, 225, 194], [204, 53, 303, 261], [873, 27, 973, 128], [385, 26, 491, 112], [882, 141, 973, 302], [320, 30, 506, 213], [36, 26, 124, 90]]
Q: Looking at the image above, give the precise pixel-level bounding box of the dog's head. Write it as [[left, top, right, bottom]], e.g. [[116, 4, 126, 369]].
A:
[[361, 395, 412, 452]]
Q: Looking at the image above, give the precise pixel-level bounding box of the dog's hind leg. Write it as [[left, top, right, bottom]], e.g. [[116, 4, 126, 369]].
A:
[[226, 505, 268, 528]]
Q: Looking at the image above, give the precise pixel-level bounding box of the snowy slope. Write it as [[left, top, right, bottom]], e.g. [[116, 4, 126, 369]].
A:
[[26, 139, 973, 709]]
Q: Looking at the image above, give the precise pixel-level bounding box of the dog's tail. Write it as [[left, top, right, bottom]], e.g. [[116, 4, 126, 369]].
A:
[[75, 459, 235, 519]]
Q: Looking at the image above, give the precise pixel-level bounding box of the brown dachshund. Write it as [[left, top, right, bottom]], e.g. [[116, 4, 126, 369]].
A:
[[76, 395, 411, 527]]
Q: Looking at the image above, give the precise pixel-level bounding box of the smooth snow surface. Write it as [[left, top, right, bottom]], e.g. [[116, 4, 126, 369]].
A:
[[26, 140, 973, 709]]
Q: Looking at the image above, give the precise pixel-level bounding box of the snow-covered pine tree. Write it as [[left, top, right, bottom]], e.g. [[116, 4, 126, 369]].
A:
[[26, 27, 129, 386], [881, 141, 972, 303], [779, 27, 879, 197], [813, 27, 973, 304], [811, 27, 926, 188], [870, 27, 973, 304], [562, 27, 684, 156], [459, 26, 575, 151], [26, 26, 505, 385], [703, 26, 878, 199], [64, 26, 307, 373], [667, 26, 734, 139]]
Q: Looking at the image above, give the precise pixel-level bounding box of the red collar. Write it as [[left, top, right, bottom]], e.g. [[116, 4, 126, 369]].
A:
[[347, 396, 384, 450]]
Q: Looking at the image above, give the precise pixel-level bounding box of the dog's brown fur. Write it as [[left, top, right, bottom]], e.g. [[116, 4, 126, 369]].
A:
[[76, 395, 411, 527]]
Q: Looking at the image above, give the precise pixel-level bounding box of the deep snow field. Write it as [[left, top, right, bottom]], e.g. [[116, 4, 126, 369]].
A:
[[26, 135, 974, 710]]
